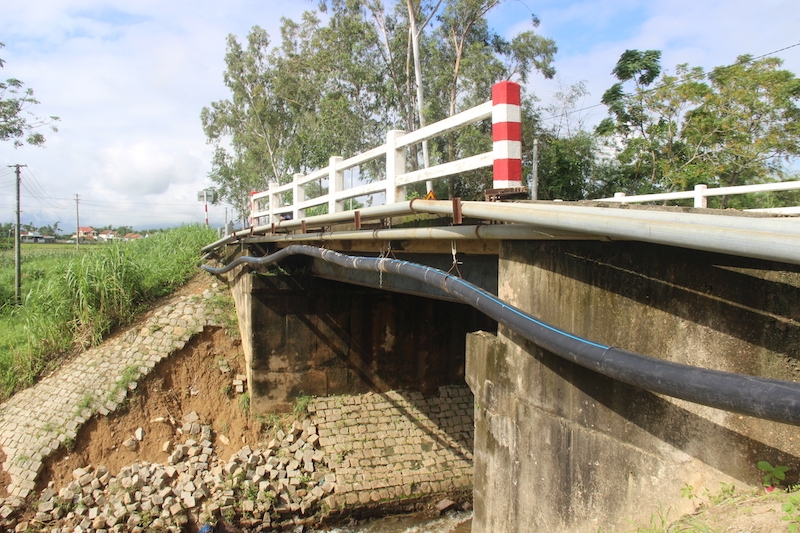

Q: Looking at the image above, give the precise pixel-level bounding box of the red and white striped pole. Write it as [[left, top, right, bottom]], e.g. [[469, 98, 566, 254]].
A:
[[249, 190, 258, 227], [492, 81, 523, 189]]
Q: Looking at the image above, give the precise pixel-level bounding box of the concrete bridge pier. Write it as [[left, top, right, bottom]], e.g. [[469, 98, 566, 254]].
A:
[[466, 240, 800, 533]]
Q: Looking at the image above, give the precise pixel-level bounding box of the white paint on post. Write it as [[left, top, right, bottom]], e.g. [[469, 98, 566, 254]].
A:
[[694, 184, 708, 208], [293, 173, 304, 220], [386, 129, 406, 204], [329, 156, 344, 214]]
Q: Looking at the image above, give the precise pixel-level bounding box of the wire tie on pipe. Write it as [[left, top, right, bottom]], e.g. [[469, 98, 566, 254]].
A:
[[447, 240, 463, 277]]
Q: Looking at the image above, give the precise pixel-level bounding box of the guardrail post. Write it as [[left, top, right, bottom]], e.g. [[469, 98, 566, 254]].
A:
[[293, 173, 304, 220], [694, 184, 708, 208], [248, 191, 257, 227], [492, 81, 522, 189], [268, 182, 278, 223], [329, 156, 344, 214], [386, 129, 406, 203]]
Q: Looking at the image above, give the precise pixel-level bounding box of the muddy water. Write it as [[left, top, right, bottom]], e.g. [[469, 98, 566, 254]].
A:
[[318, 511, 472, 533]]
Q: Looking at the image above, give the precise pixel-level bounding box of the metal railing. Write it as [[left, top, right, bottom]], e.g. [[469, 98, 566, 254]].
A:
[[599, 181, 800, 213]]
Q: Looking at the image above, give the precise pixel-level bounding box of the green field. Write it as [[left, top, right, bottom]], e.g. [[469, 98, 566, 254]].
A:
[[0, 225, 217, 400]]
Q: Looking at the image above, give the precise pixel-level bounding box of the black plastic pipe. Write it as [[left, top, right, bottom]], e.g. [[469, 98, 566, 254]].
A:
[[203, 245, 800, 426]]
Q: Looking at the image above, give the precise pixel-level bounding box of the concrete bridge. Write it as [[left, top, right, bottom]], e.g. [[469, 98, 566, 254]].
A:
[[201, 81, 800, 532]]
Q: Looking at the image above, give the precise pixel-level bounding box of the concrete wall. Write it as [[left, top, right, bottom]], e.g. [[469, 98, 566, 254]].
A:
[[237, 270, 495, 414], [467, 240, 800, 533]]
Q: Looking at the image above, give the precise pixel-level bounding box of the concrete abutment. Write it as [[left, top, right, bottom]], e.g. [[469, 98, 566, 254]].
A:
[[467, 240, 800, 533]]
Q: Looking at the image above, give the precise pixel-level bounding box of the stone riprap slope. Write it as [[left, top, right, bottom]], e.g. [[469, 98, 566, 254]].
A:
[[19, 414, 333, 532], [0, 282, 226, 510], [7, 387, 473, 532]]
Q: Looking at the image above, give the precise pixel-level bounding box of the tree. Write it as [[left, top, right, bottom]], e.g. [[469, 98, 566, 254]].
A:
[[0, 42, 59, 147], [424, 0, 556, 198], [37, 221, 60, 236], [202, 10, 393, 220], [597, 50, 800, 196], [686, 55, 800, 188], [203, 1, 558, 213]]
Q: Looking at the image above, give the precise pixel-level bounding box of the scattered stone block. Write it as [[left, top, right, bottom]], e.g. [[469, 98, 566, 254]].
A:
[[435, 498, 456, 513]]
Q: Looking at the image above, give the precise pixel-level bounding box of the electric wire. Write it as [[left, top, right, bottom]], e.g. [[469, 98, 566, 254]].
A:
[[539, 41, 800, 125]]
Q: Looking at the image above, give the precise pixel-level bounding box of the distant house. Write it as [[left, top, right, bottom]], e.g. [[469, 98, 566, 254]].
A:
[[123, 233, 142, 241], [73, 226, 97, 241], [98, 229, 119, 242], [20, 231, 55, 244]]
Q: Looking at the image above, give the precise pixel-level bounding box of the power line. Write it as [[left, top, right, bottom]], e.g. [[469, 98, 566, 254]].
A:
[[20, 183, 65, 211], [20, 167, 65, 210], [538, 41, 800, 126], [0, 193, 204, 208], [753, 42, 800, 60]]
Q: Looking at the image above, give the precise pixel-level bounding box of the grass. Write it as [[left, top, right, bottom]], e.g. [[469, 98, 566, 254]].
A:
[[0, 225, 217, 401], [208, 292, 239, 338], [599, 483, 800, 533], [293, 393, 314, 420], [238, 392, 251, 413]]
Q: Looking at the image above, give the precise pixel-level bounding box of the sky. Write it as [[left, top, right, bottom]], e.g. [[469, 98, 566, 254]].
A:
[[0, 0, 798, 233]]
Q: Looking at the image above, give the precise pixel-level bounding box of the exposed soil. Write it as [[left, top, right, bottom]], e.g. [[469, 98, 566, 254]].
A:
[[37, 326, 265, 492]]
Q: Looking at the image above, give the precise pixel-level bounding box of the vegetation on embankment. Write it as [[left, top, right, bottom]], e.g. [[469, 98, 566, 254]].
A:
[[0, 224, 216, 401], [613, 482, 800, 533]]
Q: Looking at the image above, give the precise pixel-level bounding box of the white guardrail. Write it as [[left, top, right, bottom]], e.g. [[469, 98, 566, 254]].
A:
[[249, 81, 526, 226], [248, 76, 800, 226], [249, 101, 494, 226], [600, 182, 800, 214]]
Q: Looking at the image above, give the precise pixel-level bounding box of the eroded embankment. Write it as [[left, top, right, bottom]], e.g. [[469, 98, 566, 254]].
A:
[[2, 325, 473, 532]]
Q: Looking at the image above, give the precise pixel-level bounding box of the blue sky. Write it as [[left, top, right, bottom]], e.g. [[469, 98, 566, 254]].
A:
[[0, 0, 798, 231]]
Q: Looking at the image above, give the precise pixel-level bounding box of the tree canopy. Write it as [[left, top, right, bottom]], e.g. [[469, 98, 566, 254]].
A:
[[0, 42, 59, 148], [202, 0, 556, 218], [596, 49, 800, 197], [203, 12, 800, 217]]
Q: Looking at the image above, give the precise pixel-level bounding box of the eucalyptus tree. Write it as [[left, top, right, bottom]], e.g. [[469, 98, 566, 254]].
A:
[[426, 0, 556, 198], [202, 11, 390, 218], [203, 0, 559, 213], [201, 26, 296, 217]]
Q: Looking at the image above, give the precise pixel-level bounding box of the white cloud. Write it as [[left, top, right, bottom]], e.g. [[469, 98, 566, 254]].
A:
[[97, 140, 204, 195]]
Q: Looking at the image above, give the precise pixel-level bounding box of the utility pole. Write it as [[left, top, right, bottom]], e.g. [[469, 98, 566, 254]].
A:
[[75, 194, 80, 250], [204, 189, 209, 226], [8, 164, 26, 304], [531, 139, 539, 201]]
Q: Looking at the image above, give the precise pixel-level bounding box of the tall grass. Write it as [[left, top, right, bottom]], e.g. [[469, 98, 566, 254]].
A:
[[0, 225, 216, 400]]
